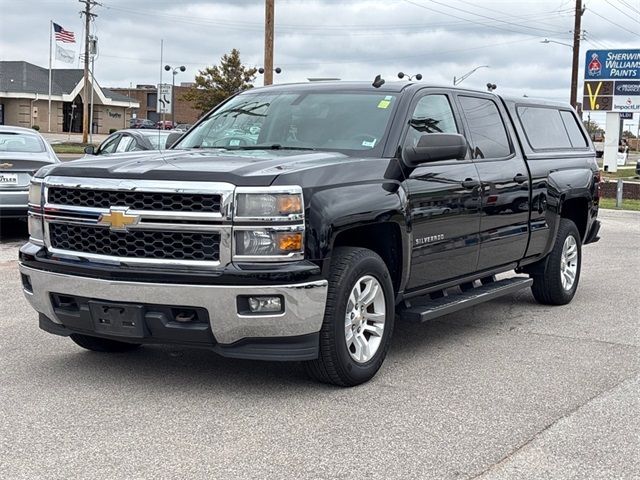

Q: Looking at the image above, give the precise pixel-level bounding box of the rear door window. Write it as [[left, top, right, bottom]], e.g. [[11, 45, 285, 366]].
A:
[[560, 110, 588, 148], [517, 106, 585, 150], [459, 96, 511, 159]]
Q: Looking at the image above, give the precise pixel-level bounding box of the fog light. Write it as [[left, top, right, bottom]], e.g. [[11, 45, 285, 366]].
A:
[[248, 296, 282, 313]]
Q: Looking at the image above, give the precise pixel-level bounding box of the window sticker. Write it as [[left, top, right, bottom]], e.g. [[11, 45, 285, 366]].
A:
[[362, 139, 377, 148]]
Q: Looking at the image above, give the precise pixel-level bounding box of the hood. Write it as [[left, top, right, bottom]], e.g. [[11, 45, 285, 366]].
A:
[[38, 148, 354, 186]]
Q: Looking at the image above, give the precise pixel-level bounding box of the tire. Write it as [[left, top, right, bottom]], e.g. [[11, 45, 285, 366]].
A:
[[304, 247, 395, 387], [531, 218, 582, 305], [70, 334, 142, 353]]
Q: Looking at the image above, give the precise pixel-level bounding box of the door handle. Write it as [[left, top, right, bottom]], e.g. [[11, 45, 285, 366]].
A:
[[461, 179, 480, 189], [514, 174, 528, 184]]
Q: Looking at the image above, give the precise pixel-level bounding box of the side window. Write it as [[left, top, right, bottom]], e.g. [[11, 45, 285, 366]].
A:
[[459, 96, 511, 159], [560, 110, 588, 148], [403, 94, 458, 148], [116, 136, 134, 152], [98, 135, 120, 154], [517, 106, 571, 150]]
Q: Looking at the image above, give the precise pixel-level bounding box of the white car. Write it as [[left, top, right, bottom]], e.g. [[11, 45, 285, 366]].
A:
[[0, 126, 59, 218]]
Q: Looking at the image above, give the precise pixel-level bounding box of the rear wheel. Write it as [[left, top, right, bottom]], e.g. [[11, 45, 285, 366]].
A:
[[70, 334, 141, 353], [531, 218, 581, 305], [305, 247, 395, 387]]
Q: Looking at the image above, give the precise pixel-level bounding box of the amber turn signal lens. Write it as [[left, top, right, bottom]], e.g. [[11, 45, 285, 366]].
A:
[[277, 195, 302, 215], [277, 232, 303, 252]]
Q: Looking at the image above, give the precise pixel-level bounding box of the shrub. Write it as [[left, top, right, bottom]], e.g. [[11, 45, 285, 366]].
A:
[[109, 128, 118, 134], [32, 125, 40, 131]]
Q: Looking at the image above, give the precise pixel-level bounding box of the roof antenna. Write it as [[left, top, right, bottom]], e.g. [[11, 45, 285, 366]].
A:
[[372, 74, 385, 88]]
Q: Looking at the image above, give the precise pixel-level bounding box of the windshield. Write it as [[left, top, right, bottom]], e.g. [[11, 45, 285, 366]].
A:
[[176, 91, 398, 154], [0, 132, 46, 153]]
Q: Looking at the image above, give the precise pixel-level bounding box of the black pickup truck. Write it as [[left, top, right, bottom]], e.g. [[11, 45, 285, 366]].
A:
[[19, 81, 600, 386]]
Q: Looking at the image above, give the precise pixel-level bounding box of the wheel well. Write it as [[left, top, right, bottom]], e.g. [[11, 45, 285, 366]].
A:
[[561, 197, 588, 240], [333, 223, 403, 293]]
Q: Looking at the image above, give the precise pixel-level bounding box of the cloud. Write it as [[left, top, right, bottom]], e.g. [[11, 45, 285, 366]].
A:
[[0, 0, 638, 126]]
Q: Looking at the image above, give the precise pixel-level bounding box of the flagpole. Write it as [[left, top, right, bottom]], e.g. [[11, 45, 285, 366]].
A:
[[48, 20, 52, 132]]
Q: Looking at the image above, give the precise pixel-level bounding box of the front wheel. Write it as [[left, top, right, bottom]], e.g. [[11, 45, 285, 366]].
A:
[[305, 247, 395, 387], [531, 218, 582, 305]]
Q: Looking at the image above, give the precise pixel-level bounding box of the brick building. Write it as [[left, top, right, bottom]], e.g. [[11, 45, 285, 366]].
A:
[[0, 61, 139, 133], [109, 84, 201, 126]]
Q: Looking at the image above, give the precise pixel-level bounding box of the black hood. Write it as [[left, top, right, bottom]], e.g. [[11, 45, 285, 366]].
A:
[[40, 149, 355, 186]]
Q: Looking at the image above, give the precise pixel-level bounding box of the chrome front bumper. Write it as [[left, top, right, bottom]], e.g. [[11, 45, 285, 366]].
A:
[[19, 265, 328, 345]]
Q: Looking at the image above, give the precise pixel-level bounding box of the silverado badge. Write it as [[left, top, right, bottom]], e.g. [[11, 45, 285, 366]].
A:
[[98, 207, 139, 231]]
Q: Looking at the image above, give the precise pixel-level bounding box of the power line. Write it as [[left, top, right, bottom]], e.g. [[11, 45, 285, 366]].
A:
[[99, 2, 572, 36], [604, 0, 640, 24], [98, 36, 536, 69], [438, 0, 573, 31], [586, 7, 640, 37], [618, 0, 640, 16], [405, 0, 570, 36]]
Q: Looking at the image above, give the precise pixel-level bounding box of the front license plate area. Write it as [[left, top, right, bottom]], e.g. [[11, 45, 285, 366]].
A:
[[89, 301, 145, 338]]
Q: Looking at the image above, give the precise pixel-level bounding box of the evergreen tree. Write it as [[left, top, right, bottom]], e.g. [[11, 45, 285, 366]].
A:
[[183, 49, 257, 115]]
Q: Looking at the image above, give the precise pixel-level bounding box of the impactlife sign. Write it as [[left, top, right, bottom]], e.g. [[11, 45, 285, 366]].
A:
[[583, 49, 640, 112]]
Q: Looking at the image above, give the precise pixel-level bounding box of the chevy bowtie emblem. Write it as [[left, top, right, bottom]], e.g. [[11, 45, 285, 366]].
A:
[[98, 207, 139, 231], [0, 162, 13, 169]]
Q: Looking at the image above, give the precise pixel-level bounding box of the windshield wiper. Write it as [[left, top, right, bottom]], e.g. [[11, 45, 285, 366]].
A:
[[230, 144, 317, 151]]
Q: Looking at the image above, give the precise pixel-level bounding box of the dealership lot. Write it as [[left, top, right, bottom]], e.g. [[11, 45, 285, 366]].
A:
[[0, 210, 638, 480]]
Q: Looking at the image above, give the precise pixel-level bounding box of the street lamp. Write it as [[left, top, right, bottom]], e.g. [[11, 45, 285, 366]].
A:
[[453, 65, 489, 86], [540, 38, 572, 48], [164, 64, 186, 127], [398, 72, 422, 81]]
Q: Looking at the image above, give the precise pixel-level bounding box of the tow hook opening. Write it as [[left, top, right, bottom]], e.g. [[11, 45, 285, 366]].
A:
[[172, 309, 198, 323]]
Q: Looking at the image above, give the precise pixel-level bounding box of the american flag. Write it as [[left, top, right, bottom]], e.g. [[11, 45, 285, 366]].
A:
[[53, 23, 75, 43]]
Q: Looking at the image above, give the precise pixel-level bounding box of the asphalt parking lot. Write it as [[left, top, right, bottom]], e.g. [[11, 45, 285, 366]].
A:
[[0, 210, 638, 480]]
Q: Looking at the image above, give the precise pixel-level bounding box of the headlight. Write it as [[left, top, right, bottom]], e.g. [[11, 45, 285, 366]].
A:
[[235, 228, 304, 259], [233, 186, 305, 261], [28, 180, 43, 207], [235, 189, 303, 220], [27, 179, 44, 244]]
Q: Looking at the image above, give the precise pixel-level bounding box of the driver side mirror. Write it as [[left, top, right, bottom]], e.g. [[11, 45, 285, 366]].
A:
[[403, 133, 468, 167], [83, 145, 95, 155]]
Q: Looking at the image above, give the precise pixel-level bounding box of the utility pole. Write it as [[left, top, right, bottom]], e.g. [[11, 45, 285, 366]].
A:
[[570, 0, 583, 109], [263, 0, 275, 86], [79, 0, 99, 143]]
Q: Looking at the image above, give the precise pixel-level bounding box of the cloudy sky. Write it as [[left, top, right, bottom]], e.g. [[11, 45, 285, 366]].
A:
[[1, 0, 638, 127]]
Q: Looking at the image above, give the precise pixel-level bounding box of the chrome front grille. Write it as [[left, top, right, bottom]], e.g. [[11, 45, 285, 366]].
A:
[[49, 223, 221, 261], [42, 177, 233, 268], [48, 187, 221, 212]]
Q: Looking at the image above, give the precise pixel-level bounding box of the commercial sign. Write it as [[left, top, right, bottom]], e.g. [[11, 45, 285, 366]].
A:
[[583, 49, 640, 112], [157, 83, 172, 115]]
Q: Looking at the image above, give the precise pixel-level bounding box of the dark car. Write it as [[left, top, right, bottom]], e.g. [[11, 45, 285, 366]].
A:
[[156, 120, 175, 130], [129, 118, 156, 129], [83, 129, 182, 156], [0, 126, 59, 218]]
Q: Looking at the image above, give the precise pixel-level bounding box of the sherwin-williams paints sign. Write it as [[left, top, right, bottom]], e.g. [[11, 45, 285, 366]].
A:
[[583, 49, 640, 112]]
